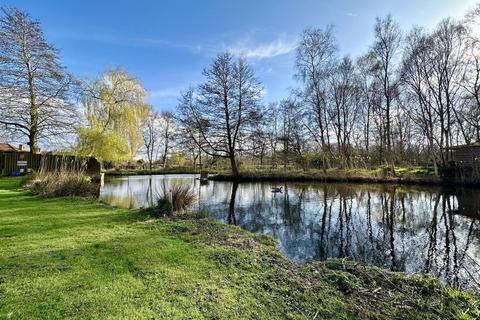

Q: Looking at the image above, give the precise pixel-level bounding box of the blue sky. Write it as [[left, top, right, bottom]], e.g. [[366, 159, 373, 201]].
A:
[[4, 0, 478, 111]]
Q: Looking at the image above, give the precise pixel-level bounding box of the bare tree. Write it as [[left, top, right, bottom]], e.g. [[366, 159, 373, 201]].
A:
[[402, 27, 440, 174], [265, 102, 280, 167], [296, 26, 337, 170], [430, 19, 468, 156], [176, 88, 204, 171], [142, 110, 162, 171], [0, 7, 77, 152], [458, 19, 480, 142], [400, 18, 470, 170], [159, 111, 174, 169], [370, 14, 402, 169], [177, 53, 263, 176], [329, 56, 361, 167], [279, 97, 307, 168], [356, 53, 382, 161]]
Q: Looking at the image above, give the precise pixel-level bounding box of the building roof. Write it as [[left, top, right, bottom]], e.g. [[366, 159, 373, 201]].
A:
[[445, 142, 480, 150], [0, 143, 20, 152]]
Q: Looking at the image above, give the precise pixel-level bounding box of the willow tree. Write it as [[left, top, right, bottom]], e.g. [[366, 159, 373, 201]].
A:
[[0, 7, 77, 152], [177, 53, 263, 176], [77, 69, 150, 162]]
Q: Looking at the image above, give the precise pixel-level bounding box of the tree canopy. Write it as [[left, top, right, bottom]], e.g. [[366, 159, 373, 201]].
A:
[[76, 69, 150, 162], [0, 7, 77, 152]]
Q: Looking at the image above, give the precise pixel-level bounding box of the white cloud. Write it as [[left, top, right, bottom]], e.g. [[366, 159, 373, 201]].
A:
[[149, 89, 179, 99], [228, 34, 297, 60], [147, 89, 181, 111], [346, 12, 358, 17], [56, 29, 297, 60]]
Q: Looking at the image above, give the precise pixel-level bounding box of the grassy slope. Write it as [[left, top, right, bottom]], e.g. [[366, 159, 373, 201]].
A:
[[0, 177, 478, 320]]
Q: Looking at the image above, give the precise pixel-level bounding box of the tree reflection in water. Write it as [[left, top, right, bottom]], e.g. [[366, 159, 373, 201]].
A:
[[199, 182, 480, 290], [100, 176, 480, 290]]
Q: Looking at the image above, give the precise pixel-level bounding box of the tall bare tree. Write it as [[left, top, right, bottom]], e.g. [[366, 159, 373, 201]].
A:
[[370, 14, 402, 169], [458, 18, 480, 143], [296, 26, 337, 169], [279, 96, 307, 168], [142, 110, 162, 171], [265, 102, 280, 167], [176, 88, 204, 170], [431, 19, 468, 157], [402, 27, 440, 174], [159, 111, 174, 168], [177, 53, 263, 176], [356, 53, 381, 159], [329, 56, 361, 167], [0, 7, 77, 152]]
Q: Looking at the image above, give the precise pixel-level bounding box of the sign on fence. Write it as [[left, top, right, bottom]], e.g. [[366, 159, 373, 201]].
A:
[[17, 160, 27, 167]]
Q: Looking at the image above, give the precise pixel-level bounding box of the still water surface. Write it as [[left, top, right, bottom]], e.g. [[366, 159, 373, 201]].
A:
[[100, 174, 480, 290]]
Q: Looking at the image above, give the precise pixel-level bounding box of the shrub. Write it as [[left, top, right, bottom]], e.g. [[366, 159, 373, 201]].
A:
[[154, 183, 196, 216], [29, 171, 99, 198], [155, 197, 173, 216], [196, 209, 211, 219]]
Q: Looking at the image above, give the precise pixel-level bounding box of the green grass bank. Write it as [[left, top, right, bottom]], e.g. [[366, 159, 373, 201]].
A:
[[104, 167, 202, 176], [0, 177, 478, 319], [209, 167, 451, 185]]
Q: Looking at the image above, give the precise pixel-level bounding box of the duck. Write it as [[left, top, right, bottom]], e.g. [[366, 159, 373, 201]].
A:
[[271, 186, 283, 193]]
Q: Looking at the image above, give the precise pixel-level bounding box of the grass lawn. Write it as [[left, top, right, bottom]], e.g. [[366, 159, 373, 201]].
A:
[[0, 177, 478, 319]]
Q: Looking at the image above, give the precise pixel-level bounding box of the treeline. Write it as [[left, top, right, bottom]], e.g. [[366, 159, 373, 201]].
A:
[[1, 6, 480, 177], [177, 12, 480, 176]]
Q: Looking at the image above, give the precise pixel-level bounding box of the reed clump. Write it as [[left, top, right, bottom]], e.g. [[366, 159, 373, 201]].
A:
[[154, 183, 196, 216], [28, 170, 99, 198]]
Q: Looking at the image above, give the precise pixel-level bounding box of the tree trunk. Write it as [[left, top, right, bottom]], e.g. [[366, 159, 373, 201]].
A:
[[227, 182, 238, 225], [229, 153, 239, 177], [193, 152, 197, 172], [27, 58, 39, 154], [162, 142, 168, 169], [198, 146, 202, 170], [29, 129, 39, 153]]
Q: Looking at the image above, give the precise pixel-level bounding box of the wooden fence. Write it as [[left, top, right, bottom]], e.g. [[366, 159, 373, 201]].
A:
[[0, 152, 101, 176]]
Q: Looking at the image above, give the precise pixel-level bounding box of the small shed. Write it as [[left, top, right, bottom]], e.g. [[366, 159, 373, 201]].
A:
[[0, 144, 28, 175], [0, 143, 24, 153], [447, 143, 480, 168]]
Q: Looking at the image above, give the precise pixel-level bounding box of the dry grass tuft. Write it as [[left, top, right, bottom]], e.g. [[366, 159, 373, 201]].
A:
[[155, 182, 196, 216], [28, 170, 99, 198]]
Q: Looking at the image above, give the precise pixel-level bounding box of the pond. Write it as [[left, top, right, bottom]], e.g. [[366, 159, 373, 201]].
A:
[[100, 174, 480, 290]]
